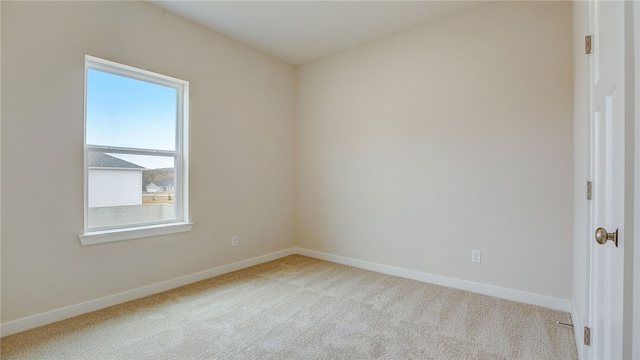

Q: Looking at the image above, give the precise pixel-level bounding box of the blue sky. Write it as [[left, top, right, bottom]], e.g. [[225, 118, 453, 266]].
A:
[[86, 69, 177, 169]]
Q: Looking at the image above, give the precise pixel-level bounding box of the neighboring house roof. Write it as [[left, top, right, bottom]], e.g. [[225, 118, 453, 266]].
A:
[[155, 180, 174, 187], [146, 182, 158, 188], [89, 152, 145, 169]]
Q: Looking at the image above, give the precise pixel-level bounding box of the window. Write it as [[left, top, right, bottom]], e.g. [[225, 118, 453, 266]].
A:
[[80, 55, 191, 245]]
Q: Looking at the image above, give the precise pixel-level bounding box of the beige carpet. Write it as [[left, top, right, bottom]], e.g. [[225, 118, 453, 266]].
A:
[[1, 255, 577, 359]]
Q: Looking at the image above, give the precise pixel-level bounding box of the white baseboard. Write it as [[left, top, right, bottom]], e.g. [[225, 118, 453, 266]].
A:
[[296, 248, 572, 312], [1, 246, 573, 338], [0, 248, 296, 337]]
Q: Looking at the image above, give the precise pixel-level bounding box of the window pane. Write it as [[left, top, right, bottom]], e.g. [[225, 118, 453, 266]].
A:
[[86, 69, 177, 151], [88, 152, 176, 229]]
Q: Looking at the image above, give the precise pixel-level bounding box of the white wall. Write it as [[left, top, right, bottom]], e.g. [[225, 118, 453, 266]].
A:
[[1, 0, 579, 336], [296, 2, 574, 300], [1, 1, 295, 324], [88, 169, 142, 208]]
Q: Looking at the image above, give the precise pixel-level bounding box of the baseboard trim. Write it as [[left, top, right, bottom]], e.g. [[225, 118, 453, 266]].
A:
[[0, 248, 296, 337], [296, 248, 572, 312], [2, 246, 573, 337]]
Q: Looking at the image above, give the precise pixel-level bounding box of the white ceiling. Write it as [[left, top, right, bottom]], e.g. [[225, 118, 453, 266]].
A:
[[149, 1, 484, 65]]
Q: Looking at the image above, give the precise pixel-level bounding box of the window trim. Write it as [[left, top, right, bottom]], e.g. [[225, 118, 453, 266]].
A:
[[80, 55, 191, 245], [79, 222, 193, 245]]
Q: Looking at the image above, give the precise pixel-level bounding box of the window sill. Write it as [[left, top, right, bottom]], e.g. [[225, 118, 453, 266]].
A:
[[79, 222, 193, 245]]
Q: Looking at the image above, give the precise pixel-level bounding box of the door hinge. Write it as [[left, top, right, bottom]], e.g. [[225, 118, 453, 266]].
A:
[[585, 35, 592, 54], [586, 181, 592, 200], [584, 326, 591, 346]]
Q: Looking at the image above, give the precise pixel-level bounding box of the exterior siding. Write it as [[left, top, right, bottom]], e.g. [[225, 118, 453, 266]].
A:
[[88, 169, 142, 207], [146, 183, 159, 193]]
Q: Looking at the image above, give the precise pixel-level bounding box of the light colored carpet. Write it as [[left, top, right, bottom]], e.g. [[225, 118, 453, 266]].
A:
[[1, 255, 577, 359]]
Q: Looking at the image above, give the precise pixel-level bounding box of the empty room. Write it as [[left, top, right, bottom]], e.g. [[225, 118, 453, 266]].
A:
[[1, 1, 638, 359]]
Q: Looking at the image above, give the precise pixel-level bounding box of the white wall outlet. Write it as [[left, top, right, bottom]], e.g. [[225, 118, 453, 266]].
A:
[[232, 236, 239, 247], [471, 250, 481, 264]]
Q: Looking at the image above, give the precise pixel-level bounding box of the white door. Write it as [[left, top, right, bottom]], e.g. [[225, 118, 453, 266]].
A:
[[588, 0, 626, 359]]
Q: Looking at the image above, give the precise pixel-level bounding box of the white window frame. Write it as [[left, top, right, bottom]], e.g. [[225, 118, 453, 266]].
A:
[[79, 55, 191, 245]]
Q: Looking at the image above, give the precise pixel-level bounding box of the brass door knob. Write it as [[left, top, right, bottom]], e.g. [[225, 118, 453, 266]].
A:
[[595, 227, 618, 247]]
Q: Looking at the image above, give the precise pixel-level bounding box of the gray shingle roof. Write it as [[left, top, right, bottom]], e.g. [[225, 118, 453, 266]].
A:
[[89, 152, 145, 169], [154, 180, 174, 187]]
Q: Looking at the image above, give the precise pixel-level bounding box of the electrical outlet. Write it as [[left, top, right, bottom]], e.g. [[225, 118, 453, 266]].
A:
[[232, 236, 239, 247], [471, 250, 481, 264]]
